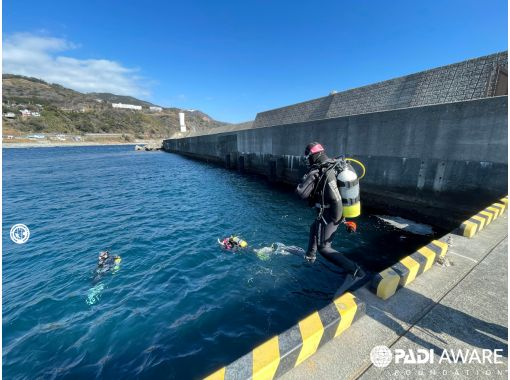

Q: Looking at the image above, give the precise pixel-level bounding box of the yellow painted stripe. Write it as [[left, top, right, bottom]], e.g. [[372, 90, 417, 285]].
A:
[[253, 336, 280, 380], [431, 240, 449, 258], [472, 215, 486, 230], [398, 256, 420, 285], [486, 206, 500, 219], [479, 210, 493, 224], [333, 292, 358, 335], [375, 268, 400, 300], [493, 203, 505, 214], [204, 367, 225, 380], [500, 197, 508, 205], [461, 220, 478, 238], [295, 312, 324, 366], [417, 246, 436, 271]]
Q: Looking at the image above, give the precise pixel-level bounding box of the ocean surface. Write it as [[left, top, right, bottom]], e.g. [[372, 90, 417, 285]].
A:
[[3, 145, 435, 379]]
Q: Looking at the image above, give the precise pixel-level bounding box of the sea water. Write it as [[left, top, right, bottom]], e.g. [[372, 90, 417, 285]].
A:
[[3, 146, 434, 379]]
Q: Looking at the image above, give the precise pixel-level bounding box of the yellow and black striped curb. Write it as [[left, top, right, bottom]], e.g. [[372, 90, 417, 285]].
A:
[[204, 292, 365, 380], [459, 196, 507, 238], [371, 240, 448, 300]]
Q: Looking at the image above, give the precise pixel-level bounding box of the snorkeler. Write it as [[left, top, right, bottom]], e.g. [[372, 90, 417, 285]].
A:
[[218, 236, 248, 250]]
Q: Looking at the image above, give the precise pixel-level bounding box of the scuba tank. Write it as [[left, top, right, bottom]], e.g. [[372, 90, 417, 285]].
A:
[[231, 236, 248, 248], [298, 152, 365, 219], [335, 158, 363, 218]]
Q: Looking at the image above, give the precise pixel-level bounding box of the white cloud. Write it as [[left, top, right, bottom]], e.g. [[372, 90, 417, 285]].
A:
[[3, 32, 149, 97]]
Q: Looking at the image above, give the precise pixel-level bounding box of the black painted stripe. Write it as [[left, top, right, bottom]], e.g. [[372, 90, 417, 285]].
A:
[[391, 261, 409, 285], [461, 217, 483, 235], [485, 207, 499, 219], [317, 302, 342, 349], [225, 351, 252, 380], [370, 272, 384, 290], [477, 212, 492, 224], [468, 217, 484, 228], [426, 242, 442, 257], [274, 324, 303, 378], [409, 252, 427, 275], [493, 203, 506, 213], [352, 297, 366, 323]]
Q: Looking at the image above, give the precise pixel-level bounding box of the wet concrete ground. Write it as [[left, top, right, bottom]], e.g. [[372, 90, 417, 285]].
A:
[[282, 213, 508, 379]]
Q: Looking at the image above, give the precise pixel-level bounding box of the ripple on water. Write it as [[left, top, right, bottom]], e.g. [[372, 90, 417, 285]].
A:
[[3, 146, 435, 379]]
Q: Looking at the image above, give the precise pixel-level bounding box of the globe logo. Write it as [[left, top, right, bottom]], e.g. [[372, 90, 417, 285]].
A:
[[10, 224, 30, 244], [370, 345, 392, 368]]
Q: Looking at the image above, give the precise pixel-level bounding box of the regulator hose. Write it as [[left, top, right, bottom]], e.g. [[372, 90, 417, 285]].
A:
[[345, 158, 366, 180]]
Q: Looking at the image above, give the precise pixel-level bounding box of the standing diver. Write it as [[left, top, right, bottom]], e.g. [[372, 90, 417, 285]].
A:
[[296, 142, 365, 279]]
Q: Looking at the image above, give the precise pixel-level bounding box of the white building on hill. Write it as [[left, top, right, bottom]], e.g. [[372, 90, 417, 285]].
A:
[[112, 103, 142, 110], [149, 106, 163, 112]]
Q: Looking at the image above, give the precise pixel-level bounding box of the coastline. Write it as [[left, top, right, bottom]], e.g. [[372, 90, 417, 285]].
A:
[[2, 141, 159, 149]]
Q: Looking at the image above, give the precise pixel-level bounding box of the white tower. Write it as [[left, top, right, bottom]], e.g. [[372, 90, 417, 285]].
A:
[[179, 112, 186, 132]]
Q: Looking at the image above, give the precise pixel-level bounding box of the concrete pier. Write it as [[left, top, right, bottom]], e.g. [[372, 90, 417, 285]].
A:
[[164, 52, 508, 228], [280, 213, 508, 380], [182, 52, 508, 380]]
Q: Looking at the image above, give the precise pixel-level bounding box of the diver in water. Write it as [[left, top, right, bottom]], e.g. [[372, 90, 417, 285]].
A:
[[88, 250, 121, 305], [296, 142, 365, 278], [96, 250, 121, 274], [219, 236, 248, 250]]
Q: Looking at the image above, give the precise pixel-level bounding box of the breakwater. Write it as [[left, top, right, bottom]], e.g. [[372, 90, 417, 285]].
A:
[[164, 52, 508, 228]]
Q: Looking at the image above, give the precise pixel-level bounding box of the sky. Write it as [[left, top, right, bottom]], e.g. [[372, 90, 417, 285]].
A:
[[3, 0, 508, 123]]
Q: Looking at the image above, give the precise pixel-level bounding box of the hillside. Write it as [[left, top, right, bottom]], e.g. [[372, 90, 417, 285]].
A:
[[2, 74, 231, 138]]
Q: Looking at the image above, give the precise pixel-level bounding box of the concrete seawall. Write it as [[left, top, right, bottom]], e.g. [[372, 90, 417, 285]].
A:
[[253, 51, 507, 129], [163, 96, 507, 228]]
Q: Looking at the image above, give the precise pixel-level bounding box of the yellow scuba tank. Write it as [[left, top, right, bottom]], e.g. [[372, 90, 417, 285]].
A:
[[336, 158, 365, 218], [231, 236, 248, 248], [112, 256, 121, 273]]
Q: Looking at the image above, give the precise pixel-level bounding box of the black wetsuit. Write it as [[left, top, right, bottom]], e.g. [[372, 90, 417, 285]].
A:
[[297, 155, 361, 274], [94, 256, 118, 282]]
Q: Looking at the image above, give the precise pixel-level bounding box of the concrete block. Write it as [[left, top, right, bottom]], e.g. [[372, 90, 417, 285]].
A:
[[371, 239, 448, 300], [459, 197, 508, 238], [204, 292, 365, 380]]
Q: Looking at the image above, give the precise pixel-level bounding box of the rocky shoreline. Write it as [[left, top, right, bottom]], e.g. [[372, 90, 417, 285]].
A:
[[135, 142, 162, 151]]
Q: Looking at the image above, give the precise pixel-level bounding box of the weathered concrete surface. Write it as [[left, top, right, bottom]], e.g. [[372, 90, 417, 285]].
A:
[[280, 215, 508, 380], [164, 96, 508, 228], [253, 52, 507, 128]]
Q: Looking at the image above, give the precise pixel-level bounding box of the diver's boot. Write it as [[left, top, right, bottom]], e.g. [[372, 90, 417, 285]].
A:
[[305, 250, 317, 263]]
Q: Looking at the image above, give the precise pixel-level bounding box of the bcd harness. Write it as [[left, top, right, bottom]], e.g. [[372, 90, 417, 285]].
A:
[[311, 157, 361, 219]]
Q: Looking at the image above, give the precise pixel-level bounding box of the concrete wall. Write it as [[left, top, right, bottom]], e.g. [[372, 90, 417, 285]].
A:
[[164, 96, 508, 227], [254, 51, 508, 128]]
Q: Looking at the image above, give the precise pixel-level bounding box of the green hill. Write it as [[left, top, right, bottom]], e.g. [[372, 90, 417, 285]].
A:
[[2, 74, 231, 138]]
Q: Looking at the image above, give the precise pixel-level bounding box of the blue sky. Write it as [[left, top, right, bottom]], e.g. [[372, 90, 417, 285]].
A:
[[3, 0, 508, 122]]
